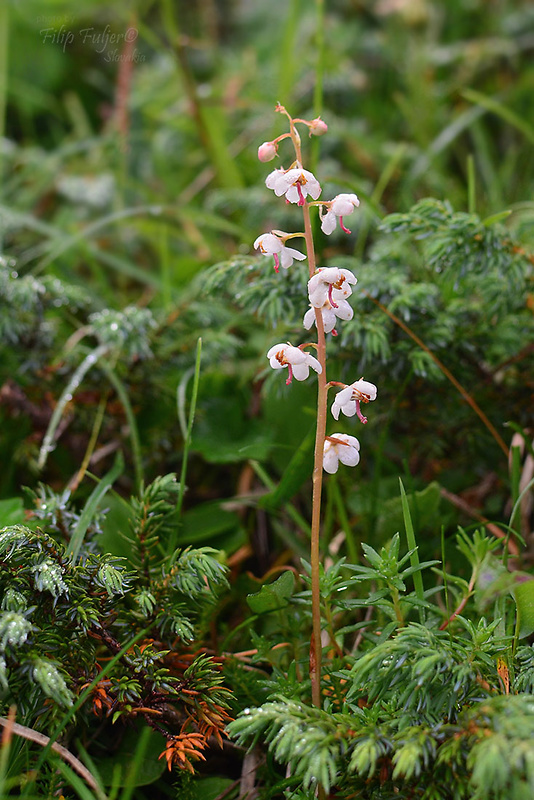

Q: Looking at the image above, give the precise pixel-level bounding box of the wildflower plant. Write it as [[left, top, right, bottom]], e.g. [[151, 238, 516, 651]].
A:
[[254, 105, 378, 709]]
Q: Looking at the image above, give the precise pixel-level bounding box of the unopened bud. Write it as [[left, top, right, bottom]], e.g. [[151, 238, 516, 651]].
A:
[[309, 117, 328, 136], [258, 141, 278, 162]]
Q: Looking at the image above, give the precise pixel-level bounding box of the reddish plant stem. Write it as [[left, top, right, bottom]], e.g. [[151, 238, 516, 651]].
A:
[[285, 106, 326, 711], [439, 575, 476, 630], [302, 198, 326, 712]]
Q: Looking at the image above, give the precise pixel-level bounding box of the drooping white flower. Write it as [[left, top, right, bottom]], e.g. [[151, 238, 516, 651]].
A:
[[265, 167, 322, 206], [303, 297, 353, 335], [267, 343, 322, 385], [323, 434, 360, 474], [254, 232, 306, 272], [331, 379, 378, 424], [320, 193, 360, 235], [308, 267, 358, 308]]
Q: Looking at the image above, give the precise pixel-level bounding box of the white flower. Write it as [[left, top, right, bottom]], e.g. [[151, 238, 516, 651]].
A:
[[323, 434, 360, 474], [267, 343, 322, 385], [254, 232, 306, 272], [320, 193, 360, 235], [266, 167, 322, 206], [303, 297, 353, 335], [331, 379, 378, 424], [308, 267, 358, 308]]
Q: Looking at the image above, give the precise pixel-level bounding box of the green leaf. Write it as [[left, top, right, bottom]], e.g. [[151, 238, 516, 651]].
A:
[[483, 210, 512, 227], [259, 426, 315, 511], [94, 725, 166, 787], [193, 395, 272, 464], [188, 777, 235, 800], [375, 482, 441, 541], [512, 580, 534, 638], [180, 501, 245, 548], [0, 497, 25, 526], [247, 570, 295, 613]]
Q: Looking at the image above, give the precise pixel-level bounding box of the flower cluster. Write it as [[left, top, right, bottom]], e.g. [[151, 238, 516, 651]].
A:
[[255, 107, 377, 473]]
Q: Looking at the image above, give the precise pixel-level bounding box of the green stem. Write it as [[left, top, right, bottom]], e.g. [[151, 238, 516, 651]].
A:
[[399, 478, 425, 623], [391, 587, 405, 626], [467, 153, 476, 213]]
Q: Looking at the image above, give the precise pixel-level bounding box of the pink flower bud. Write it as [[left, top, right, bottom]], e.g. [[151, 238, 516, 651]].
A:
[[257, 141, 278, 162], [309, 117, 328, 136]]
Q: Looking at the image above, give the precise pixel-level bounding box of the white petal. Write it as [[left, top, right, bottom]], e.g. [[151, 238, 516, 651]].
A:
[[335, 433, 360, 448], [323, 447, 339, 474], [267, 343, 286, 358], [331, 286, 353, 304], [292, 363, 310, 381], [286, 246, 306, 261], [317, 267, 339, 284], [333, 299, 354, 321], [340, 268, 358, 285], [254, 233, 282, 254], [335, 386, 353, 406], [353, 379, 378, 400], [338, 445, 360, 468], [280, 246, 305, 269], [332, 194, 359, 215], [284, 185, 300, 203], [331, 399, 342, 420], [341, 400, 357, 417], [265, 169, 285, 190], [304, 353, 322, 374], [303, 308, 316, 330], [321, 210, 337, 235], [322, 307, 337, 332], [285, 346, 308, 365], [309, 289, 328, 308], [307, 179, 322, 200], [269, 356, 285, 370]]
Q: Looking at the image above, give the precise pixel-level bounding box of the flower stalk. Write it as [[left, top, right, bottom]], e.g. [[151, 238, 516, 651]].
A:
[[258, 105, 376, 715], [303, 199, 327, 708]]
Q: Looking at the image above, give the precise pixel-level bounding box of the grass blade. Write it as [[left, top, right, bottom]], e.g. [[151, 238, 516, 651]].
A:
[[399, 478, 425, 623], [66, 452, 124, 562]]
